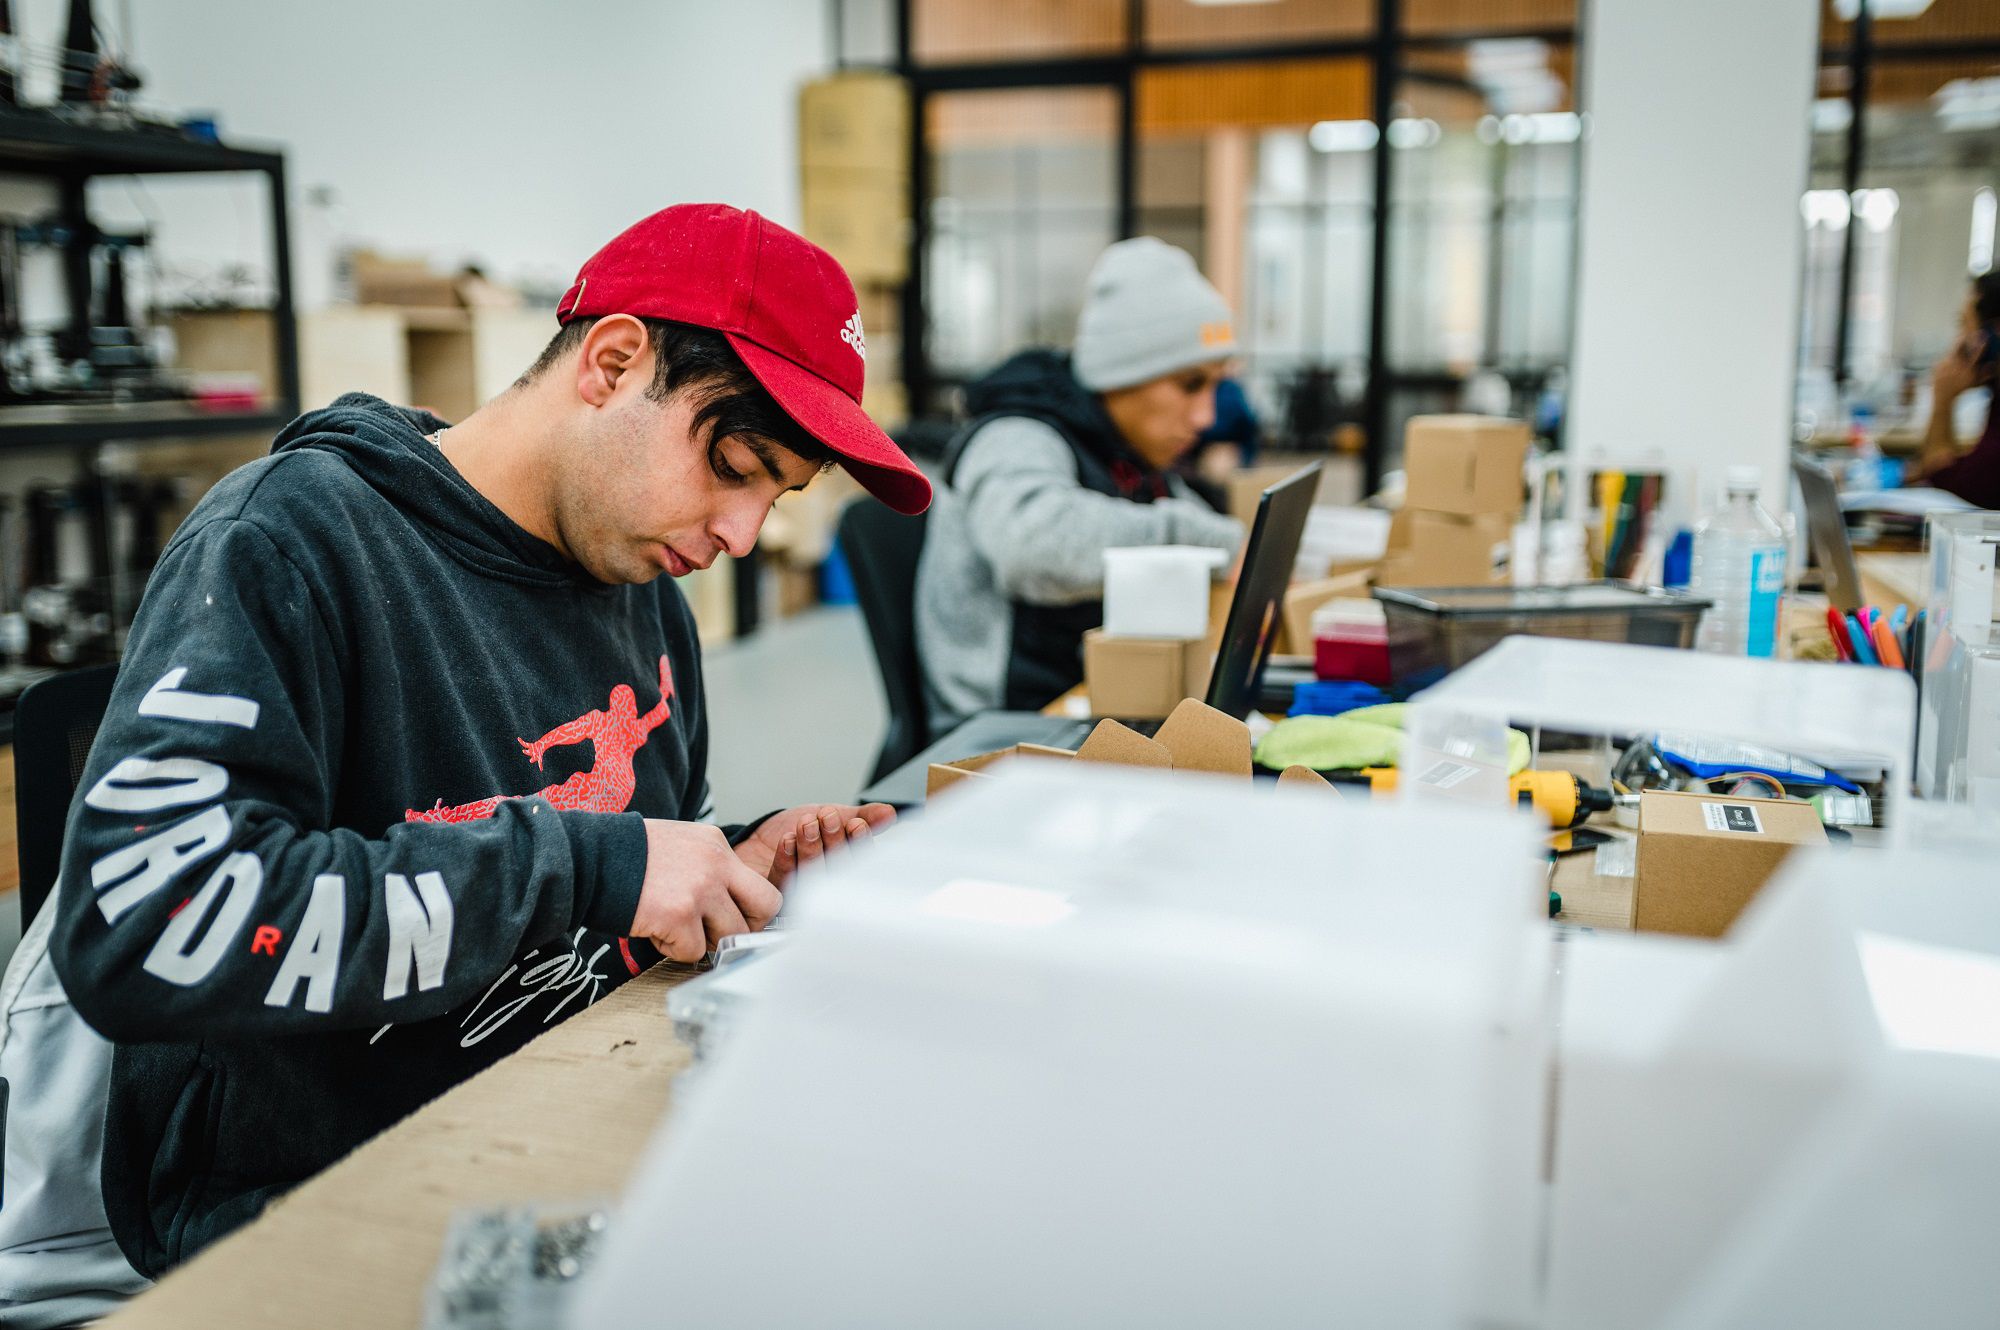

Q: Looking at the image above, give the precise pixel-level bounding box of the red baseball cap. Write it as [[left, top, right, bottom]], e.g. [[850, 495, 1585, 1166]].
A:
[[556, 204, 930, 515]]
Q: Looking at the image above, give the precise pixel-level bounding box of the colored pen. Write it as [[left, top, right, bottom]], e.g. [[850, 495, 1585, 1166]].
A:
[[1872, 617, 1906, 670], [1848, 613, 1879, 665], [1826, 606, 1852, 661]]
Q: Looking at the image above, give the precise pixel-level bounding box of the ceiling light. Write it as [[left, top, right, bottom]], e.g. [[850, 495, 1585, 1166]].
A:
[[1833, 0, 1934, 17]]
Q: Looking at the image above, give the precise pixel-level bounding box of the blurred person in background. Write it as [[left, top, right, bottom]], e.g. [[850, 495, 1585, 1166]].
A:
[[1910, 271, 2000, 508], [916, 238, 1246, 732]]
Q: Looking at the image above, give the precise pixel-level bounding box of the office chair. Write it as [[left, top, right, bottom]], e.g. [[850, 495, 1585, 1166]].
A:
[[836, 498, 930, 786], [13, 662, 120, 931]]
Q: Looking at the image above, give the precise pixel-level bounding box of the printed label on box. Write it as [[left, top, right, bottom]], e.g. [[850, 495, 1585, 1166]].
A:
[[1416, 759, 1480, 789], [1700, 801, 1764, 834]]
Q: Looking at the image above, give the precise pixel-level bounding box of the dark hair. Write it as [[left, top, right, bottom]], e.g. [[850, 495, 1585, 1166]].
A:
[[1976, 271, 2000, 329], [518, 316, 833, 471]]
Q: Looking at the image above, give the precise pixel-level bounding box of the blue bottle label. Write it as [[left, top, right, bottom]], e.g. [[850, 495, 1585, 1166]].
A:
[[1746, 547, 1783, 657]]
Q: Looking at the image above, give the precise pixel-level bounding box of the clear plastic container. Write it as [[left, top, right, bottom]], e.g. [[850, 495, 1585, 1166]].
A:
[[1689, 467, 1786, 657]]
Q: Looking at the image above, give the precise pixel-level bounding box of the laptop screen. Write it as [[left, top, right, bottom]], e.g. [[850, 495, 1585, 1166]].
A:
[[1207, 464, 1322, 718]]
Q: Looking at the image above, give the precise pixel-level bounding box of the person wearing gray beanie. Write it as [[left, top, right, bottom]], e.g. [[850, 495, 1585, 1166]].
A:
[[914, 237, 1246, 733]]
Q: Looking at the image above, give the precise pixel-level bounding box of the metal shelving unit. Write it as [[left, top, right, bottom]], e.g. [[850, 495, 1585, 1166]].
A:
[[0, 106, 299, 447]]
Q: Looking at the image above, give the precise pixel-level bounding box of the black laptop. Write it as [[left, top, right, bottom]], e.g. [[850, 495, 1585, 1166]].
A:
[[862, 463, 1322, 807]]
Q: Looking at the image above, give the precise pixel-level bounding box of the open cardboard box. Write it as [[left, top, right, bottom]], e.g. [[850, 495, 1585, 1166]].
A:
[[927, 698, 1342, 801]]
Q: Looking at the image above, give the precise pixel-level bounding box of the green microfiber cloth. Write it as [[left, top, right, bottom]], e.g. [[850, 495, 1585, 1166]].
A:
[[1254, 702, 1532, 774]]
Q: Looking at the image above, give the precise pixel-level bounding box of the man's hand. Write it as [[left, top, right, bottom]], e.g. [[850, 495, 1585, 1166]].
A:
[[634, 819, 784, 963], [735, 803, 897, 885]]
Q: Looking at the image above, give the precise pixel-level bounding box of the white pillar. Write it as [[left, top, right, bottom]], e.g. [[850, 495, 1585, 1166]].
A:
[[1567, 0, 1821, 521]]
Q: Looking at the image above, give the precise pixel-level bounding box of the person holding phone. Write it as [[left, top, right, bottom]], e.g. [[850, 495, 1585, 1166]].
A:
[[1911, 271, 2000, 507]]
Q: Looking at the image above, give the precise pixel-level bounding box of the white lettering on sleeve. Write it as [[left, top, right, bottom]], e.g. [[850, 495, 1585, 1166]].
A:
[[382, 870, 454, 1000], [85, 756, 229, 813], [139, 667, 260, 729], [142, 852, 264, 985], [90, 805, 233, 923], [264, 874, 346, 1014]]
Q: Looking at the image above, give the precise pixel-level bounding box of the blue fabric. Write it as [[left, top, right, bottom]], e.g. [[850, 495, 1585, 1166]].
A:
[[1287, 679, 1390, 718]]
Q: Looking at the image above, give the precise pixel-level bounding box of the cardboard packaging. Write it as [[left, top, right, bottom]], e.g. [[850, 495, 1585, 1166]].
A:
[[928, 699, 1340, 800], [1377, 510, 1514, 587], [350, 252, 459, 309], [799, 72, 910, 174], [1084, 629, 1212, 720], [1282, 570, 1375, 654], [1633, 790, 1827, 939], [1402, 415, 1530, 517], [800, 166, 909, 283]]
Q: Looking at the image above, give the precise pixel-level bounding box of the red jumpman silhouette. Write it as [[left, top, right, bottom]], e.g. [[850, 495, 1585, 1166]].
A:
[[406, 655, 674, 824]]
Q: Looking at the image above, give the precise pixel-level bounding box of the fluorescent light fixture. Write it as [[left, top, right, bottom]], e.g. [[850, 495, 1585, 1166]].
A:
[[1935, 75, 2000, 132], [1187, 0, 1282, 5], [1856, 187, 1899, 232], [1972, 187, 1996, 275], [1308, 118, 1379, 152], [1812, 97, 1853, 135], [1833, 0, 1934, 16], [1385, 117, 1440, 150], [1802, 189, 1851, 230]]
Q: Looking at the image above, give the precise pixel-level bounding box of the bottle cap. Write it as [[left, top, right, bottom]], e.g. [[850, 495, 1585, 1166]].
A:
[[1725, 465, 1762, 493]]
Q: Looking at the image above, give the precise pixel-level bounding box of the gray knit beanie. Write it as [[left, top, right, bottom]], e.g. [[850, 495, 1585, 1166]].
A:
[[1072, 237, 1237, 392]]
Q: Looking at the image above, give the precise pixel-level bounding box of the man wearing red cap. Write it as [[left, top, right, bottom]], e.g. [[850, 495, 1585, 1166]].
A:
[[5, 205, 927, 1312]]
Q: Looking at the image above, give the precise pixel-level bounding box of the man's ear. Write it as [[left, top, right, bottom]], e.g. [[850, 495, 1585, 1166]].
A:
[[573, 314, 651, 408]]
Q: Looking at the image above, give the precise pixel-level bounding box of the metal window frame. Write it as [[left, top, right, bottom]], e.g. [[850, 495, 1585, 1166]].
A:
[[891, 1, 1584, 487], [1822, 3, 2000, 388]]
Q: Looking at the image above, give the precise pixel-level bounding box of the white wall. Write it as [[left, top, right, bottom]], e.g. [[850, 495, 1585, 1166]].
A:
[[1567, 0, 1820, 519], [8, 0, 829, 311]]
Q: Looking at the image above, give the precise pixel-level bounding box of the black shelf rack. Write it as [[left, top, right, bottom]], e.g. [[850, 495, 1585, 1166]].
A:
[[0, 106, 299, 450]]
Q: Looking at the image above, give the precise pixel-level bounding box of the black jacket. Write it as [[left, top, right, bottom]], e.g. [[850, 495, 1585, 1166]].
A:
[[49, 395, 722, 1275]]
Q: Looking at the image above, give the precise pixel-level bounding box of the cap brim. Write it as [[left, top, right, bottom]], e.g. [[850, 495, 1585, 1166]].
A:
[[726, 335, 931, 516]]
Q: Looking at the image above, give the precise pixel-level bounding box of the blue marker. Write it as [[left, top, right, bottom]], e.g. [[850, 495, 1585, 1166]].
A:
[[1847, 613, 1878, 666]]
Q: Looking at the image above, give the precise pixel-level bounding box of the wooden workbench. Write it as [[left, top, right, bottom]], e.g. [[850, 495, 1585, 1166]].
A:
[[100, 966, 698, 1330]]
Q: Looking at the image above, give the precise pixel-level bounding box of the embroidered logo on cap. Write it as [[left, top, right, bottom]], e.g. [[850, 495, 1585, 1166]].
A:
[[1199, 321, 1234, 347], [840, 311, 866, 361]]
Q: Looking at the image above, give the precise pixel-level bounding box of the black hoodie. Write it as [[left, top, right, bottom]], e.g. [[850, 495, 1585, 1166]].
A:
[[48, 394, 724, 1276]]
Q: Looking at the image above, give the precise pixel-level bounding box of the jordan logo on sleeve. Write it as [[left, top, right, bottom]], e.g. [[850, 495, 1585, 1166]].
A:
[[405, 656, 674, 824]]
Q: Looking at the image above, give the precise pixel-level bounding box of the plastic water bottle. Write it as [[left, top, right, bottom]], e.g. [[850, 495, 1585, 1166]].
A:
[[1689, 466, 1786, 658]]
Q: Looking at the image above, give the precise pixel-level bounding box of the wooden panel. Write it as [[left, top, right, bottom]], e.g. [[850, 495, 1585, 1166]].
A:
[[913, 0, 1125, 63], [1403, 0, 1575, 35], [98, 965, 699, 1330], [0, 745, 16, 898], [1144, 0, 1370, 48], [1870, 55, 2000, 106], [928, 86, 1118, 146], [1138, 58, 1372, 135], [1870, 0, 2000, 46]]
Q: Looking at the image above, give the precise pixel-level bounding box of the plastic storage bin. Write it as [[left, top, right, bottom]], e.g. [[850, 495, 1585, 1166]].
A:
[[1311, 599, 1391, 685], [1373, 582, 1711, 690]]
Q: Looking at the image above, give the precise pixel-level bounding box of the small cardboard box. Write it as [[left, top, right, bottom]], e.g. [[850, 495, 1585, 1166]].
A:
[[927, 699, 1340, 800], [1084, 629, 1211, 720], [799, 72, 910, 174], [799, 166, 909, 283], [1377, 510, 1513, 587], [1633, 790, 1827, 939], [1402, 415, 1530, 517]]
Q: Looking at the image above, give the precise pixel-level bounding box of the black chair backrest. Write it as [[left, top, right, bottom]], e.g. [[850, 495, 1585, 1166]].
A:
[[14, 662, 120, 931], [836, 498, 930, 786]]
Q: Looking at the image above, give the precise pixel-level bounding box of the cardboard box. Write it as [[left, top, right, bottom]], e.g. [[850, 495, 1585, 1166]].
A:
[[1084, 630, 1212, 720], [800, 166, 908, 283], [1281, 570, 1375, 657], [928, 699, 1341, 800], [1633, 790, 1827, 939], [1402, 415, 1530, 517], [856, 281, 901, 340], [1376, 510, 1513, 587], [799, 72, 909, 174], [350, 251, 459, 308]]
